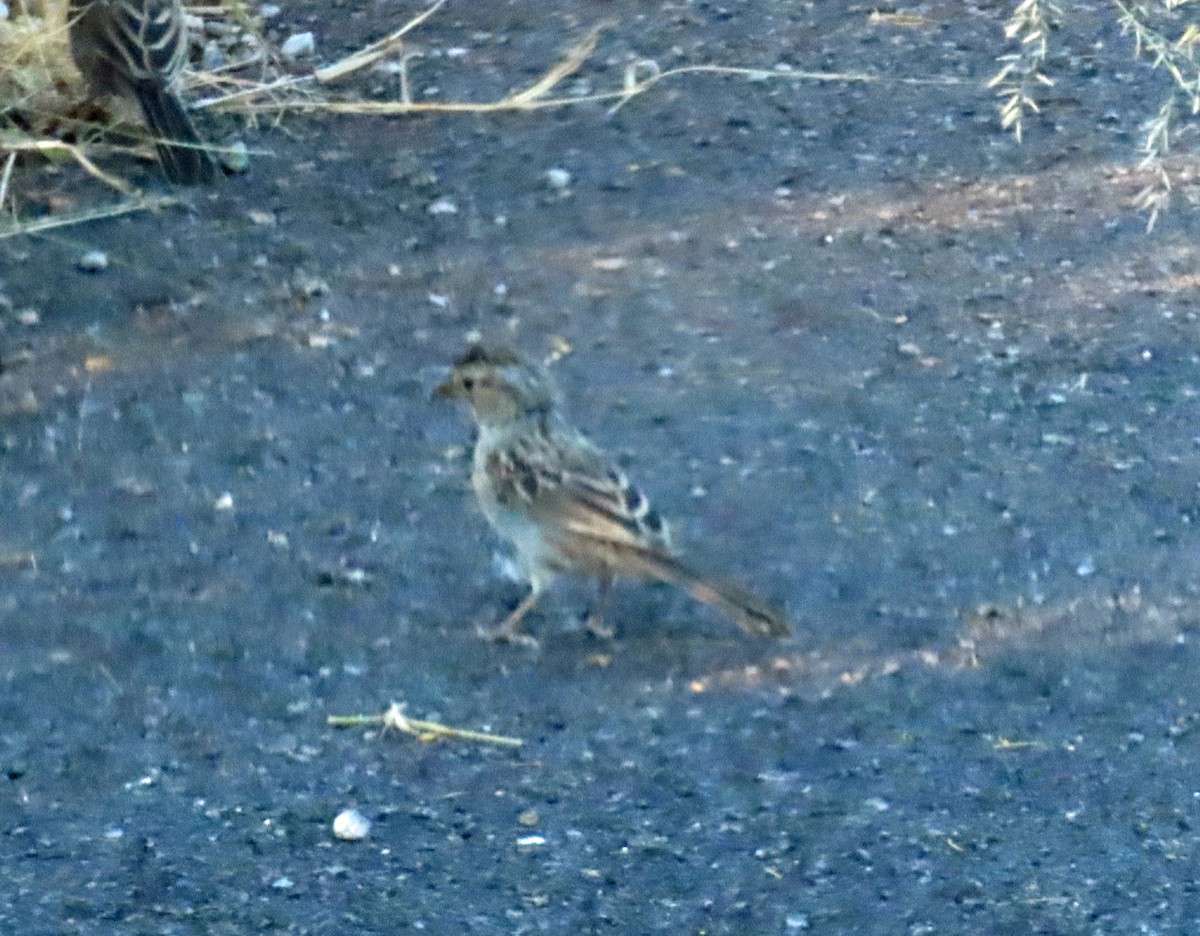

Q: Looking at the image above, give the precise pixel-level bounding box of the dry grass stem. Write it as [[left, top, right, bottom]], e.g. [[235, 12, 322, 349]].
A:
[[0, 151, 16, 212], [240, 58, 957, 118], [328, 702, 524, 748], [193, 74, 315, 111], [0, 134, 135, 194], [505, 19, 609, 107], [313, 0, 448, 82], [0, 190, 178, 239], [0, 551, 38, 570]]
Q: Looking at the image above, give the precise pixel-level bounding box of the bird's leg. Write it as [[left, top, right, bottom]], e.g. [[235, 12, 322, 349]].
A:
[[584, 571, 615, 639], [478, 588, 542, 648]]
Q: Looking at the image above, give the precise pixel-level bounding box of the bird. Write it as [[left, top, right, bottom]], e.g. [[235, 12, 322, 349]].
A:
[[68, 0, 219, 184], [436, 344, 790, 646]]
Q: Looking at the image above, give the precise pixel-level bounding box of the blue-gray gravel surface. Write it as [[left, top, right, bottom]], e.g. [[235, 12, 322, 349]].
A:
[[2, 1, 1199, 932]]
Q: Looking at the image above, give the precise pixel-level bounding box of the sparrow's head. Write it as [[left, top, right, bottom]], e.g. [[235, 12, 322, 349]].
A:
[[436, 344, 556, 424]]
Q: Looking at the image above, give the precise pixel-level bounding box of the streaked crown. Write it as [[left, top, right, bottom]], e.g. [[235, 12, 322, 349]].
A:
[[436, 344, 557, 423]]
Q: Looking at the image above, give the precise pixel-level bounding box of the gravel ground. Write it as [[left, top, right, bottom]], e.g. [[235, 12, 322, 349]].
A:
[[3, 1, 1200, 932]]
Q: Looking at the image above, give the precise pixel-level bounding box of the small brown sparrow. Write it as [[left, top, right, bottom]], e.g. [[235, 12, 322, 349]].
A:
[[437, 345, 789, 645], [68, 0, 218, 184]]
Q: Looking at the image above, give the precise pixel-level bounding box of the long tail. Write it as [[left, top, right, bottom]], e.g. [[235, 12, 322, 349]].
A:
[[133, 83, 218, 185], [602, 541, 790, 637]]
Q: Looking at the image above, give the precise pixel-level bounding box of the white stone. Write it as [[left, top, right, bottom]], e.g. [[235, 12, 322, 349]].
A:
[[333, 809, 371, 841], [280, 32, 316, 60]]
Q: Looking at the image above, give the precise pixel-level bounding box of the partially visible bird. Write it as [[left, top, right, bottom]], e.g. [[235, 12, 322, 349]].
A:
[[68, 0, 218, 184], [437, 344, 790, 646]]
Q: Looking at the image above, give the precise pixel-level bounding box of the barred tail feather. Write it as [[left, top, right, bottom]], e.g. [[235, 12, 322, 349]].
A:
[[605, 542, 790, 638], [134, 83, 218, 185], [678, 568, 790, 638]]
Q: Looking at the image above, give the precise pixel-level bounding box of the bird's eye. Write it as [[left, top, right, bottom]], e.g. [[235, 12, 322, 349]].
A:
[[461, 378, 475, 391]]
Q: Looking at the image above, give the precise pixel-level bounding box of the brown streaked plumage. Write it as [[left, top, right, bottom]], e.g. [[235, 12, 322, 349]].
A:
[[69, 0, 218, 184], [437, 344, 789, 646]]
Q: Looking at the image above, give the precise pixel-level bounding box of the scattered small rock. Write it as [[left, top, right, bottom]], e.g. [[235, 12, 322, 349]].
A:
[[201, 39, 226, 71], [280, 32, 315, 61], [290, 271, 329, 298], [545, 168, 572, 190], [220, 140, 251, 174], [201, 19, 239, 38], [77, 250, 108, 273], [333, 809, 371, 841]]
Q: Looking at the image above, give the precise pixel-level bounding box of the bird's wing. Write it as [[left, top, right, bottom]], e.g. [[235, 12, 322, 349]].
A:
[[95, 0, 188, 84], [484, 425, 672, 554]]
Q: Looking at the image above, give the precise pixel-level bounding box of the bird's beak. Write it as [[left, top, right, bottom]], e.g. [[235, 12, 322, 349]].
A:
[[428, 364, 456, 401]]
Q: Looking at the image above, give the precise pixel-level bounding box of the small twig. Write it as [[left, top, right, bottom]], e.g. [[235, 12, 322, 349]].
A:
[[0, 135, 135, 194], [328, 702, 524, 747], [993, 736, 1045, 751], [0, 551, 37, 570], [314, 0, 448, 83], [0, 152, 15, 211], [398, 50, 424, 107], [193, 73, 315, 110], [0, 193, 179, 239], [506, 20, 610, 106]]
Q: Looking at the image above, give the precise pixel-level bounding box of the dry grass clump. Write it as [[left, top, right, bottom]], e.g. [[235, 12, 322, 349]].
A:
[[0, 0, 77, 123]]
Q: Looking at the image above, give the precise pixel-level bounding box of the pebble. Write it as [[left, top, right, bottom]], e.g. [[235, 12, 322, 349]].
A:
[[333, 809, 371, 841], [202, 19, 240, 38], [77, 250, 108, 273], [281, 32, 316, 60], [201, 39, 226, 71], [291, 272, 329, 297], [220, 140, 251, 174]]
